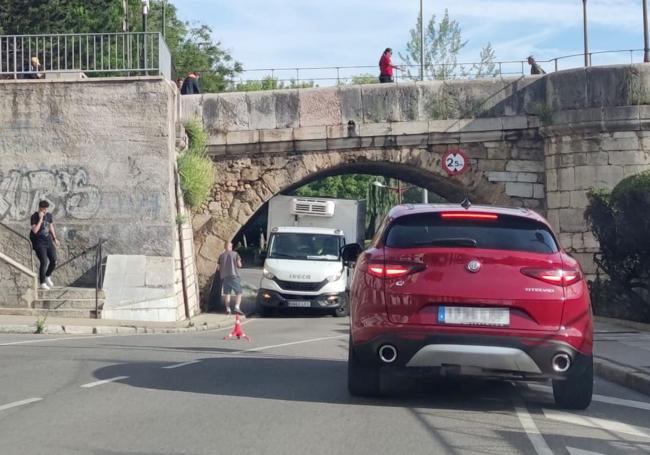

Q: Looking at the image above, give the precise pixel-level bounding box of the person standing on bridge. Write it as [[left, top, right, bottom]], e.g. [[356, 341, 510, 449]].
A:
[[217, 241, 244, 315], [30, 200, 59, 290], [180, 72, 201, 95], [527, 56, 546, 75], [379, 48, 399, 83]]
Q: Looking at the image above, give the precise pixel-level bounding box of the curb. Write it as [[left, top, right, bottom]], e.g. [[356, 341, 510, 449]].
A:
[[595, 316, 650, 332], [0, 320, 234, 335], [594, 356, 650, 396]]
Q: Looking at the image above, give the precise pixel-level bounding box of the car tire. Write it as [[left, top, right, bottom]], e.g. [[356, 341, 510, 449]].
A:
[[332, 302, 349, 318], [347, 338, 381, 397], [552, 357, 593, 410]]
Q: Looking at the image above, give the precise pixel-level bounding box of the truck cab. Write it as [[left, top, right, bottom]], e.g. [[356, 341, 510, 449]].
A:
[[257, 227, 349, 317], [256, 196, 365, 317]]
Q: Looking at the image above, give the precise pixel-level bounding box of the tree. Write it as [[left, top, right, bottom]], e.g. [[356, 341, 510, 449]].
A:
[[399, 9, 498, 80], [233, 76, 316, 92], [0, 0, 242, 92], [348, 73, 378, 85]]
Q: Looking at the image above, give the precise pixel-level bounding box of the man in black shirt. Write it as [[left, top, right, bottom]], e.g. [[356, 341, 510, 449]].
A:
[[527, 56, 546, 75], [30, 200, 60, 290]]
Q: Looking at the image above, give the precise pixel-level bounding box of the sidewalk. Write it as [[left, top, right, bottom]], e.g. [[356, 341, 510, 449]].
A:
[[594, 316, 650, 396], [0, 312, 233, 335]]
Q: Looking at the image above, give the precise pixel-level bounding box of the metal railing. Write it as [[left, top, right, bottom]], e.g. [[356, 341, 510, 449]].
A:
[[225, 48, 646, 88], [0, 221, 34, 273], [0, 32, 171, 80]]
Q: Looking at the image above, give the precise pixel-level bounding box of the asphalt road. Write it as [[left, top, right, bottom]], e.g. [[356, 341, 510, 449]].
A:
[[1, 317, 649, 455]]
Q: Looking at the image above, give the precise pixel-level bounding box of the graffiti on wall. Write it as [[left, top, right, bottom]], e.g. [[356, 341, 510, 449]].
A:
[[0, 169, 101, 221]]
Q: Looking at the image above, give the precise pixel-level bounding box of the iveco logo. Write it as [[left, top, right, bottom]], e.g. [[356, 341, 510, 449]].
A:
[[290, 273, 311, 280], [466, 260, 481, 273]]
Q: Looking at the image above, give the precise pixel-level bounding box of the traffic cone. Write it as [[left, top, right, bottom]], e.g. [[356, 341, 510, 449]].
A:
[[223, 314, 250, 341]]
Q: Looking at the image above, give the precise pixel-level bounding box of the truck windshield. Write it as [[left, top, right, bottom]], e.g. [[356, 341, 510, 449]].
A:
[[268, 233, 343, 261]]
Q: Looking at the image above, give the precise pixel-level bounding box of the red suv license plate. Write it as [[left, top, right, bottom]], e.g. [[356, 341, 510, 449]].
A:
[[438, 306, 510, 326]]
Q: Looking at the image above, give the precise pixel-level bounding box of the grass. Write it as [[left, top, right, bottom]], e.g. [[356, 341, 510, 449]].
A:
[[178, 120, 214, 210]]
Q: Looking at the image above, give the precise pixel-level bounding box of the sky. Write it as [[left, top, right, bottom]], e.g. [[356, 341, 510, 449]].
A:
[[175, 0, 647, 83]]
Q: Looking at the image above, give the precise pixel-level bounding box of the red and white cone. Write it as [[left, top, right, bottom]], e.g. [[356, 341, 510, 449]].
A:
[[223, 314, 250, 341]]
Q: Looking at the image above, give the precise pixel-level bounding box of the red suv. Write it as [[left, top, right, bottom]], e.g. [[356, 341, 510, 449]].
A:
[[343, 203, 593, 409]]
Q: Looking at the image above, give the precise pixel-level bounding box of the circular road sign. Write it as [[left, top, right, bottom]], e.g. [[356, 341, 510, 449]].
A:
[[441, 149, 470, 176]]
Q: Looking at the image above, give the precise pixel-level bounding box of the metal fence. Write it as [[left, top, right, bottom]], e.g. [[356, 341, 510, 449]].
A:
[[226, 48, 647, 88], [0, 32, 172, 80]]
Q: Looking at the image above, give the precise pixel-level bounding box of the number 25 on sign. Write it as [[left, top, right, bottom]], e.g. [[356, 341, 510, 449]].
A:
[[441, 149, 470, 176]]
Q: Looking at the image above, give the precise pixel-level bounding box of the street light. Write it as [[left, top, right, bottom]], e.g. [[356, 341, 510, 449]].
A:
[[162, 0, 167, 37], [582, 0, 589, 67], [419, 0, 425, 81], [372, 180, 412, 205], [643, 0, 650, 63], [141, 0, 150, 32]]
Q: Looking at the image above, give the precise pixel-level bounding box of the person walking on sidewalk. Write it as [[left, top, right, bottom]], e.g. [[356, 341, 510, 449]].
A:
[[30, 200, 59, 290], [217, 241, 243, 315]]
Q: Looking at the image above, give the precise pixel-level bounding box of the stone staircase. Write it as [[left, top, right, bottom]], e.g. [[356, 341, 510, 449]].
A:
[[0, 287, 104, 318]]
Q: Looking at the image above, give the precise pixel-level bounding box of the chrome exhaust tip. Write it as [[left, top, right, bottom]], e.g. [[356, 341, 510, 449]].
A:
[[378, 345, 398, 364], [552, 353, 571, 373]]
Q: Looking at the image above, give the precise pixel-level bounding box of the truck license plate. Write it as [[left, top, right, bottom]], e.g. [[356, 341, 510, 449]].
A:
[[287, 300, 311, 308], [438, 306, 509, 326]]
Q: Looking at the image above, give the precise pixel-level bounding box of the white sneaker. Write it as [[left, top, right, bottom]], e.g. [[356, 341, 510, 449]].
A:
[[45, 277, 54, 287], [40, 283, 50, 290]]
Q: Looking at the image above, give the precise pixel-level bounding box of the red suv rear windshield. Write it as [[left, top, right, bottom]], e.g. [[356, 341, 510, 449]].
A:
[[384, 213, 559, 253]]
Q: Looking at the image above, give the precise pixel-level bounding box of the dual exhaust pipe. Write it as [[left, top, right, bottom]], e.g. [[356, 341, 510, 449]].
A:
[[379, 345, 572, 373]]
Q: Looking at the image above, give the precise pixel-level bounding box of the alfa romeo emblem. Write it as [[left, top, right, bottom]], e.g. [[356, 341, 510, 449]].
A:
[[466, 260, 481, 273]]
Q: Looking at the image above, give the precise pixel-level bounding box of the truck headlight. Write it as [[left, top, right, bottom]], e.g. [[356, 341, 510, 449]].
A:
[[326, 271, 343, 282], [263, 269, 275, 280]]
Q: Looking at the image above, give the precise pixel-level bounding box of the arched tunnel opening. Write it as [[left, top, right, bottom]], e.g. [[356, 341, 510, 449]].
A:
[[231, 160, 486, 266]]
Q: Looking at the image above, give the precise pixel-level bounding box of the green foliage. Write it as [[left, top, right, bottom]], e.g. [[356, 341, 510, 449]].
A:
[[175, 213, 188, 226], [295, 175, 376, 200], [399, 9, 498, 80], [233, 76, 316, 92], [34, 315, 47, 334], [0, 1, 242, 92], [585, 171, 650, 322], [348, 74, 378, 86], [178, 121, 213, 210]]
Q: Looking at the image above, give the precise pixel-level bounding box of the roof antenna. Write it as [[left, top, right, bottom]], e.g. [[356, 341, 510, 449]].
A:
[[460, 196, 472, 210]]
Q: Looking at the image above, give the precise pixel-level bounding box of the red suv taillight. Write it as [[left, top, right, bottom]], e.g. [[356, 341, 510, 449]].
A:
[[367, 262, 425, 279], [521, 267, 582, 286]]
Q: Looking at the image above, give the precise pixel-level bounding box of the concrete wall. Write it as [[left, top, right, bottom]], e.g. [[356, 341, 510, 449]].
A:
[[0, 77, 195, 319]]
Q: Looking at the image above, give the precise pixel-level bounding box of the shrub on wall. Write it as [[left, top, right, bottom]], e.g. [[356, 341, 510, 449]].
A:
[[178, 120, 214, 210], [585, 170, 650, 322]]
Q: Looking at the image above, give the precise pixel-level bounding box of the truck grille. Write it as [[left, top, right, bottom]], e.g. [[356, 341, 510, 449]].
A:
[[273, 278, 327, 292]]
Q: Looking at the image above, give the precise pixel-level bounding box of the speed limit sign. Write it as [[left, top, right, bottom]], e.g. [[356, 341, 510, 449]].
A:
[[441, 149, 470, 176]]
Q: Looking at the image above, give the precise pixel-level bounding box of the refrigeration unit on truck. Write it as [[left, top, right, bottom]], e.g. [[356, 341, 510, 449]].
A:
[[257, 195, 366, 317]]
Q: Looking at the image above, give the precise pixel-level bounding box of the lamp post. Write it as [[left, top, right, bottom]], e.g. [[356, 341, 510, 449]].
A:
[[142, 0, 150, 32], [419, 0, 425, 81], [643, 0, 650, 63], [162, 0, 167, 37], [372, 180, 413, 205], [582, 0, 589, 67]]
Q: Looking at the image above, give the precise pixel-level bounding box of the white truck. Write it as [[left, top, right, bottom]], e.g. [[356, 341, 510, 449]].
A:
[[257, 195, 366, 317]]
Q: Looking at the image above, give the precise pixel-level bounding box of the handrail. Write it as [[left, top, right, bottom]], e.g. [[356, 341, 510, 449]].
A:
[[0, 221, 34, 272], [0, 221, 37, 299], [219, 48, 645, 87], [94, 239, 105, 318]]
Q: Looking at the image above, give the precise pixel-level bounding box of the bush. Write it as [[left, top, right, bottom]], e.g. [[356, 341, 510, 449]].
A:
[[178, 121, 214, 210], [585, 170, 650, 322]]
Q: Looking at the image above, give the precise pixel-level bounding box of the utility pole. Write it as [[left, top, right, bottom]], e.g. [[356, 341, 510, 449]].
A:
[[582, 0, 589, 67], [122, 0, 128, 32], [643, 0, 650, 63], [419, 0, 425, 81], [142, 0, 149, 32], [162, 0, 167, 37]]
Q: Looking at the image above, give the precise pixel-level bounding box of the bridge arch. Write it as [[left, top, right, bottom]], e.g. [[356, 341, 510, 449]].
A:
[[192, 145, 543, 295]]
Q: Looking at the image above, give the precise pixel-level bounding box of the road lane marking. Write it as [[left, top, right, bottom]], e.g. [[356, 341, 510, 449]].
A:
[[0, 397, 43, 412], [81, 376, 129, 388], [162, 360, 201, 369], [0, 335, 105, 346], [513, 398, 554, 455], [567, 448, 608, 455], [543, 409, 650, 438], [240, 335, 347, 353], [525, 383, 650, 411]]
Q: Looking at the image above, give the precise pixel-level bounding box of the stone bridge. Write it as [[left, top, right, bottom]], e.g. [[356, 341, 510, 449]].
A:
[[182, 65, 650, 295]]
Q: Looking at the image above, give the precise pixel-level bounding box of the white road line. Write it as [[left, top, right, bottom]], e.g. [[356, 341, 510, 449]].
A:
[[162, 360, 201, 369], [0, 397, 43, 412], [513, 398, 554, 455], [0, 335, 104, 346], [525, 383, 650, 411], [567, 447, 609, 455], [240, 335, 347, 353], [81, 376, 129, 388], [543, 409, 650, 438]]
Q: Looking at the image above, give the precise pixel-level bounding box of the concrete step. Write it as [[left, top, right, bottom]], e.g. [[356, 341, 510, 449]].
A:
[[32, 299, 105, 311], [0, 307, 101, 318], [37, 287, 105, 300]]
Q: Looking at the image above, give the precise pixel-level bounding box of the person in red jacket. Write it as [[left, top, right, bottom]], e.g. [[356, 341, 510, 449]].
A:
[[379, 48, 398, 83]]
